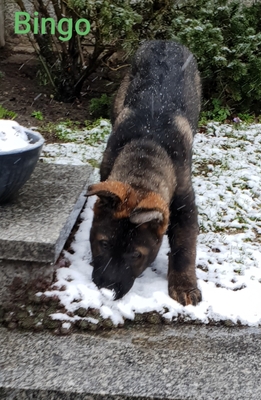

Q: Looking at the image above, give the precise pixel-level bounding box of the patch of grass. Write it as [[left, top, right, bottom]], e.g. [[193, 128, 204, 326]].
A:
[[87, 159, 100, 168], [84, 119, 111, 146], [84, 129, 108, 146], [52, 120, 82, 141], [236, 215, 248, 225], [233, 268, 242, 275], [31, 110, 44, 121], [39, 122, 73, 142], [194, 158, 223, 175], [0, 105, 17, 120], [39, 119, 110, 144], [237, 113, 256, 124], [212, 223, 226, 233], [85, 118, 107, 130], [62, 119, 81, 129], [55, 127, 73, 141]]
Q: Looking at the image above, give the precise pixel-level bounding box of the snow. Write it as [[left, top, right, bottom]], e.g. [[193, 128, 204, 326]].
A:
[[0, 119, 31, 152], [41, 121, 261, 327]]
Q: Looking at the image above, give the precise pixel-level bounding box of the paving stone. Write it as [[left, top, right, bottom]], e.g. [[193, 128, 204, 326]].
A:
[[1, 325, 261, 399]]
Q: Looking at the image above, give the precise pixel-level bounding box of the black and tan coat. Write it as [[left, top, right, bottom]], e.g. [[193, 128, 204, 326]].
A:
[[87, 40, 202, 305]]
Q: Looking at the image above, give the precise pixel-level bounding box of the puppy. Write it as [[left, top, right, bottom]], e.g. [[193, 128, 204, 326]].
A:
[[87, 40, 202, 305]]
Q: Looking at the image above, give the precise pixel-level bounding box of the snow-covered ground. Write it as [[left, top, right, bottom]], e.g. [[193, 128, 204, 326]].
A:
[[40, 121, 261, 327]]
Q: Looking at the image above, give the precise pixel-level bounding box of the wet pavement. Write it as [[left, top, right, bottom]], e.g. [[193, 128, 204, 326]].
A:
[[1, 324, 260, 399]]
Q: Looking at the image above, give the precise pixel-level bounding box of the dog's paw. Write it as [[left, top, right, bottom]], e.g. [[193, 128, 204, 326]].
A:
[[169, 286, 202, 306]]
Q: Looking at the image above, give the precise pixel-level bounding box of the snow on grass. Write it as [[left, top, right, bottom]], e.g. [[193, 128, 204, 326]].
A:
[[40, 119, 110, 181], [42, 122, 261, 327]]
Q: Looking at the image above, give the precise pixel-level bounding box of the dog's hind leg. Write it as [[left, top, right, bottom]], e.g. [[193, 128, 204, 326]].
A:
[[167, 179, 202, 306]]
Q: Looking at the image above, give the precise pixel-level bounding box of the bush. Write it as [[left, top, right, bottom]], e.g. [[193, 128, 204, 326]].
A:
[[89, 94, 111, 119], [14, 0, 261, 114], [170, 0, 261, 114], [14, 0, 179, 101]]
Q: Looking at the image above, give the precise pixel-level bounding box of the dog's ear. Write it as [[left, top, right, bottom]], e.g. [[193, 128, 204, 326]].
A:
[[86, 182, 120, 208], [130, 192, 169, 235], [86, 181, 137, 211]]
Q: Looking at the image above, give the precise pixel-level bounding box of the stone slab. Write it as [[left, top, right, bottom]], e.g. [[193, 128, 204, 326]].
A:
[[0, 163, 93, 263], [1, 324, 261, 399]]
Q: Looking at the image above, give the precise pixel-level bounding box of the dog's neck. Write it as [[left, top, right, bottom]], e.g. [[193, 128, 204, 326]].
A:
[[108, 139, 176, 205]]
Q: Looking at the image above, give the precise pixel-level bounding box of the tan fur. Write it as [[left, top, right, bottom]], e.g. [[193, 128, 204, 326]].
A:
[[134, 192, 170, 235], [136, 246, 150, 256], [88, 181, 138, 218], [88, 41, 202, 304], [113, 72, 131, 119], [114, 107, 132, 131], [194, 72, 201, 112], [109, 141, 176, 204], [182, 46, 201, 126], [88, 181, 169, 233], [96, 233, 109, 241], [174, 116, 193, 145], [175, 166, 192, 196]]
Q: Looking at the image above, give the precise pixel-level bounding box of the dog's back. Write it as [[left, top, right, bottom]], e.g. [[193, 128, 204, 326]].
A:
[[125, 41, 200, 132], [102, 41, 201, 180]]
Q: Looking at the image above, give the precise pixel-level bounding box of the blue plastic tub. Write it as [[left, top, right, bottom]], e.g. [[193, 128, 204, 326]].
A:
[[0, 129, 45, 204]]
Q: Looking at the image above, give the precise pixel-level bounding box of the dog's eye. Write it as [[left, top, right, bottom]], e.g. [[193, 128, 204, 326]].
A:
[[99, 240, 109, 250], [132, 250, 142, 259]]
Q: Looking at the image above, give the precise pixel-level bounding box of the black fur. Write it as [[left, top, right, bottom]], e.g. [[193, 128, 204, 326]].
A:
[[88, 40, 202, 305]]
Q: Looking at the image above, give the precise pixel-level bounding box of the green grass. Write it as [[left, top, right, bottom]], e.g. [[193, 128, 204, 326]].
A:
[[84, 118, 107, 130], [199, 99, 260, 126], [0, 105, 17, 120], [87, 158, 100, 168], [31, 111, 44, 121], [39, 118, 110, 145]]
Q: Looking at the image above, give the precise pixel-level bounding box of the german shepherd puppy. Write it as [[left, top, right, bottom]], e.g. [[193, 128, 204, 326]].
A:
[[87, 41, 202, 306]]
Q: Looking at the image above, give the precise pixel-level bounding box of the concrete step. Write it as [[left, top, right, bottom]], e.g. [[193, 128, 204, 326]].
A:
[[1, 325, 261, 399], [0, 163, 93, 263], [0, 162, 93, 307]]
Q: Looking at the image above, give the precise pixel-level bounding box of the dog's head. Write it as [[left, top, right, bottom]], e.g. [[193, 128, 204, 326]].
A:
[[86, 181, 169, 300]]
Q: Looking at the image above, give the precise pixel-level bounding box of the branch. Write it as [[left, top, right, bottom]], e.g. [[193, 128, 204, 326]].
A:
[[101, 61, 130, 71], [14, 0, 56, 88]]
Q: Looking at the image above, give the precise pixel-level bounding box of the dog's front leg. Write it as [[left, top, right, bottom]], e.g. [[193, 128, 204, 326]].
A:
[[167, 187, 202, 306]]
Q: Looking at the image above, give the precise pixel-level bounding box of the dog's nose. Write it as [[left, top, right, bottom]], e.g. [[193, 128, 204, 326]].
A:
[[92, 274, 124, 299]]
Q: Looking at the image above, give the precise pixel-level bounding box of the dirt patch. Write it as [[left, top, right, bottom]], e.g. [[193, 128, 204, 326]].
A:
[[0, 50, 127, 143]]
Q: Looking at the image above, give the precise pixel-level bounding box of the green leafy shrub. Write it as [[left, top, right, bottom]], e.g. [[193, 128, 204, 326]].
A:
[[237, 113, 256, 124], [199, 98, 231, 124], [14, 0, 182, 101], [89, 94, 111, 119], [171, 0, 261, 114], [14, 0, 261, 115]]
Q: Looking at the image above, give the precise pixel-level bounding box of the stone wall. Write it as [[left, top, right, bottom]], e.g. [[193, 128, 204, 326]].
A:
[[2, 0, 34, 52]]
